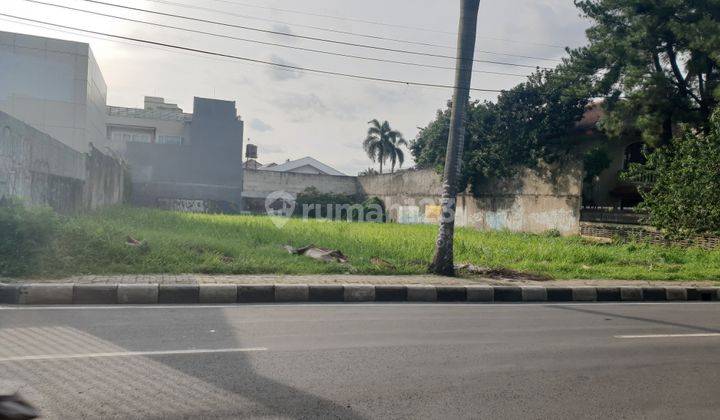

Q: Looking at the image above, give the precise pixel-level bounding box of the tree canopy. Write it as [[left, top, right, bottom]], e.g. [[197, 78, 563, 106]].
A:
[[410, 70, 590, 192], [568, 0, 720, 145]]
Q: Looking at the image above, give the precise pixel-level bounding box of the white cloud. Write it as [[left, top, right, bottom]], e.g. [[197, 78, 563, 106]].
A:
[[249, 118, 273, 132]]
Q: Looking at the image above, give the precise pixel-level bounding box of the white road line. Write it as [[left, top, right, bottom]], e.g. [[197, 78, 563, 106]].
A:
[[0, 347, 267, 362], [615, 333, 720, 339]]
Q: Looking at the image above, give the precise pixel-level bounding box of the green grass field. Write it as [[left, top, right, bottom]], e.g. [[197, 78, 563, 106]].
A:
[[4, 206, 719, 280]]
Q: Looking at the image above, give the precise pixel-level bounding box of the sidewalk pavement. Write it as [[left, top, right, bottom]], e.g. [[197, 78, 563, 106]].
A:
[[2, 274, 720, 287]]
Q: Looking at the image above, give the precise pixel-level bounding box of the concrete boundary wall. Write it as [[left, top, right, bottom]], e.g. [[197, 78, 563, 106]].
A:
[[242, 169, 359, 213], [0, 111, 124, 212], [357, 167, 582, 235]]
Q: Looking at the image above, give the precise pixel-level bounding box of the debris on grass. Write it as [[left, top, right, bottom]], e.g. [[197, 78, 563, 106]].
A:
[[454, 263, 551, 281], [125, 235, 149, 254], [284, 245, 349, 264], [371, 257, 396, 270], [125, 235, 143, 246]]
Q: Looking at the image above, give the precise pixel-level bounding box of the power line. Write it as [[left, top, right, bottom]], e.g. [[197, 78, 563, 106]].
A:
[[24, 0, 530, 78], [0, 13, 506, 93], [137, 0, 563, 63], [72, 0, 547, 70], [198, 0, 568, 49]]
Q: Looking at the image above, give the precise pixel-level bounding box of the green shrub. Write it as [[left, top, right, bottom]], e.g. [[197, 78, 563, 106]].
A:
[[626, 109, 720, 237], [0, 198, 59, 276]]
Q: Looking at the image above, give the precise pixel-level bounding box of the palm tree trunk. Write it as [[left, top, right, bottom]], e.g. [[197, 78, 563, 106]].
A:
[[429, 0, 481, 276]]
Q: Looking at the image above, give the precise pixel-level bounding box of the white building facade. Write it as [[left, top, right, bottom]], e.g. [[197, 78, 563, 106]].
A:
[[0, 31, 109, 153]]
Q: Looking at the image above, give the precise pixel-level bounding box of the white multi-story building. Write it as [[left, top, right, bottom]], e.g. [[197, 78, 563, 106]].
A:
[[0, 30, 109, 153], [107, 96, 191, 153]]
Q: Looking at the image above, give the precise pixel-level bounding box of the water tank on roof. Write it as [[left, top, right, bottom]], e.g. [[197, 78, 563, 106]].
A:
[[245, 143, 258, 159]]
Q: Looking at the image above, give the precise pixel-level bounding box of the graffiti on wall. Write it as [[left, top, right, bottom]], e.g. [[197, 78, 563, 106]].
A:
[[157, 198, 208, 213]]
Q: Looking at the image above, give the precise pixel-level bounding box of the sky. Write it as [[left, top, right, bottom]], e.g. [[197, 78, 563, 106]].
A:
[[3, 0, 592, 175]]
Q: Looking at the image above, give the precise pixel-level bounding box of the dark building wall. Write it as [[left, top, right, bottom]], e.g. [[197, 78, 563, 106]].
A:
[[126, 97, 244, 208]]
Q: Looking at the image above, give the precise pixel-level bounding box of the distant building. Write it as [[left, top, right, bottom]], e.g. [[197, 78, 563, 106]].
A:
[[243, 158, 263, 170], [257, 156, 346, 176], [0, 30, 109, 153], [123, 97, 245, 209], [106, 97, 191, 153]]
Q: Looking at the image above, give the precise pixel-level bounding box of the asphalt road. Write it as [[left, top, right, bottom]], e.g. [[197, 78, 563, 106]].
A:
[[1, 302, 720, 419]]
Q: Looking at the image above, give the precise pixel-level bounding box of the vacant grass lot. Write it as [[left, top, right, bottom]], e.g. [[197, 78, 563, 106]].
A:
[[15, 206, 720, 280]]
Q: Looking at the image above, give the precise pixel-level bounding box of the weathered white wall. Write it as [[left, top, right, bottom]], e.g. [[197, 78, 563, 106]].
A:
[[0, 111, 124, 212], [0, 31, 109, 153], [358, 166, 582, 235]]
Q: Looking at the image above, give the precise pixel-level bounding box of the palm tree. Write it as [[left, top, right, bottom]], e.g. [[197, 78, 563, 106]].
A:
[[387, 132, 408, 173], [363, 119, 404, 174]]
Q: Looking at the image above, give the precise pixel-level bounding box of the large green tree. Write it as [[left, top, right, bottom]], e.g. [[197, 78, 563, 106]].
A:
[[569, 0, 720, 145], [411, 69, 590, 192]]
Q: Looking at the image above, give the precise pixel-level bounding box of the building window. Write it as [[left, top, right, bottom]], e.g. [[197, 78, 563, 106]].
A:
[[157, 135, 183, 145], [111, 131, 152, 144]]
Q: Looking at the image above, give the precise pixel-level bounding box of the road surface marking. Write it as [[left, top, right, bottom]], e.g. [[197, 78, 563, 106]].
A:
[[615, 333, 720, 339], [0, 347, 267, 362]]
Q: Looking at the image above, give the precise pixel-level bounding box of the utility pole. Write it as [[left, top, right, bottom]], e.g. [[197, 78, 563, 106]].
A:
[[429, 0, 481, 276]]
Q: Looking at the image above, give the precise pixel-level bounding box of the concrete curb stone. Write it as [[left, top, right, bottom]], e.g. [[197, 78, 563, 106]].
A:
[[665, 287, 687, 302], [697, 288, 719, 301], [572, 287, 598, 302], [118, 284, 158, 304], [620, 287, 643, 301], [159, 284, 199, 304], [493, 286, 522, 302], [0, 284, 20, 304], [547, 288, 574, 302], [21, 284, 73, 305], [275, 284, 309, 302], [309, 285, 345, 302], [237, 285, 275, 303], [642, 287, 667, 301], [199, 285, 238, 303], [375, 285, 407, 301], [596, 287, 621, 302], [406, 285, 437, 302], [466, 285, 493, 302], [521, 287, 547, 302], [74, 284, 118, 304], [343, 285, 375, 302], [436, 286, 467, 302]]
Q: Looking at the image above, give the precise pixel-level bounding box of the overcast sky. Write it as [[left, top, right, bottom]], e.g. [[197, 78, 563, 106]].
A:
[[3, 0, 591, 175]]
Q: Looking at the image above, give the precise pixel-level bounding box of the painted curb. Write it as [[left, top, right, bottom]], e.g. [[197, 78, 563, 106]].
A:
[[74, 284, 118, 305], [199, 285, 238, 304], [158, 285, 199, 304], [407, 285, 437, 302], [237, 285, 274, 303], [309, 285, 344, 302], [275, 284, 309, 302], [118, 284, 158, 304], [22, 284, 74, 305], [466, 285, 493, 302], [1, 283, 718, 305], [343, 285, 375, 302], [521, 287, 547, 302]]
